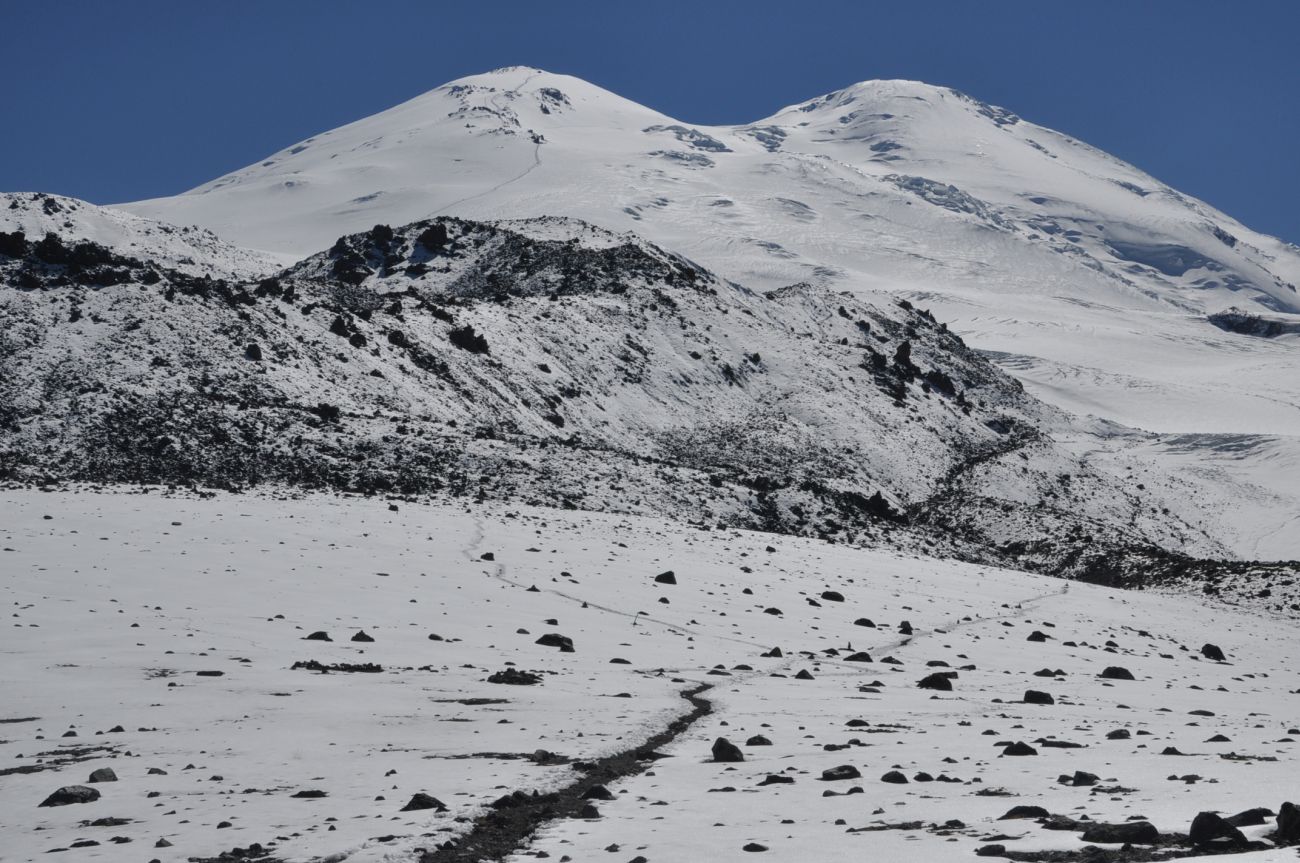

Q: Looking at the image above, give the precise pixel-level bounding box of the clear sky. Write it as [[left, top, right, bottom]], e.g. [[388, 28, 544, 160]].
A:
[[5, 0, 1298, 242]]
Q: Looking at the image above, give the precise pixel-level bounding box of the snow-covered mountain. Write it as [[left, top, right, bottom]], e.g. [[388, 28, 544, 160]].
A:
[[111, 67, 1300, 560], [121, 67, 1300, 440]]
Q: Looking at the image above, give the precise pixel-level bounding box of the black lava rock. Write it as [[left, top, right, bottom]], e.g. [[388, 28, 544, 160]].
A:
[[400, 793, 447, 812], [712, 737, 745, 763], [40, 785, 101, 807]]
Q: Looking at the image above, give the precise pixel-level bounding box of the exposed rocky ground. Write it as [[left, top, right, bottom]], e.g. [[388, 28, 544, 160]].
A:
[[0, 210, 1251, 586]]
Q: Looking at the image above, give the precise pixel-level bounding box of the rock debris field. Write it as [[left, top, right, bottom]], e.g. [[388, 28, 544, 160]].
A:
[[3, 489, 1300, 862]]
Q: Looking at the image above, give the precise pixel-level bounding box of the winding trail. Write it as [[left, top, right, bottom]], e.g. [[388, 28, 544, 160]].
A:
[[431, 72, 544, 218], [419, 682, 714, 863]]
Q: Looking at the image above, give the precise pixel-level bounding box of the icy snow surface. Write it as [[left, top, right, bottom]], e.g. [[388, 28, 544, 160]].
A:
[[3, 490, 1300, 862]]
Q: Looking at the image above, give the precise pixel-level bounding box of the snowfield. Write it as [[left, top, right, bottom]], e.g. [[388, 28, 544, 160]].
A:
[[4, 490, 1300, 862]]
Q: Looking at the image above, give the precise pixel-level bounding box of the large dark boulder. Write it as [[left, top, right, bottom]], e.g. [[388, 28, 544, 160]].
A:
[[917, 672, 953, 691], [1099, 666, 1135, 680], [1189, 811, 1248, 847], [535, 633, 575, 653], [711, 737, 744, 763], [400, 793, 447, 812], [1080, 821, 1159, 844], [1277, 802, 1300, 845], [1201, 643, 1227, 662], [39, 785, 101, 807], [999, 805, 1050, 820]]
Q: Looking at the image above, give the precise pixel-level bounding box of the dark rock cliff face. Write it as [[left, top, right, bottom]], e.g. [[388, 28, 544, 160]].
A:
[[0, 216, 1216, 579]]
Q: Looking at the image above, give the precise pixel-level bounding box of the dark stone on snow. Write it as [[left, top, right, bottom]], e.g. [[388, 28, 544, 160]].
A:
[[535, 633, 575, 653], [821, 765, 860, 781], [40, 785, 101, 807], [999, 805, 1050, 820], [1106, 729, 1131, 740], [853, 618, 875, 627], [794, 669, 814, 680], [1277, 801, 1300, 845], [1225, 807, 1272, 827], [400, 793, 447, 812], [844, 652, 873, 662], [654, 570, 676, 584], [1189, 811, 1248, 847], [1001, 741, 1038, 756], [1080, 821, 1159, 844], [757, 774, 794, 786], [1023, 690, 1054, 705], [487, 668, 542, 685], [976, 845, 1006, 857], [1201, 643, 1226, 662], [881, 771, 908, 784], [291, 790, 327, 798], [1026, 630, 1049, 642], [746, 735, 772, 746], [1099, 666, 1135, 680], [88, 768, 117, 783], [350, 630, 374, 642], [582, 785, 615, 801], [742, 843, 768, 852], [820, 590, 844, 602], [712, 737, 744, 763], [917, 672, 953, 691]]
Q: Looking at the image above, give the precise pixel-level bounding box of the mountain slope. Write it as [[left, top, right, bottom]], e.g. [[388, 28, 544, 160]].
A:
[[121, 67, 1300, 440], [0, 214, 1226, 580]]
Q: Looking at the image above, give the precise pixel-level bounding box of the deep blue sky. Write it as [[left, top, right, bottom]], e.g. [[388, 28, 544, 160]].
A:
[[5, 0, 1298, 242]]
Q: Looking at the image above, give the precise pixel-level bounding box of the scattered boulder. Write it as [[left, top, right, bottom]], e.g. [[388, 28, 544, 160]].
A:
[[351, 630, 374, 643], [654, 571, 677, 585], [88, 768, 117, 783], [820, 765, 860, 781], [1099, 666, 1135, 680], [1201, 643, 1227, 662], [487, 668, 542, 685], [1000, 805, 1050, 820], [535, 633, 575, 653], [1080, 821, 1159, 844], [917, 672, 953, 691], [820, 590, 844, 602], [1001, 741, 1038, 756], [881, 771, 908, 784], [400, 793, 447, 812], [40, 786, 101, 807], [1189, 811, 1247, 847], [304, 631, 331, 641], [1023, 690, 1054, 705], [1276, 802, 1300, 845], [746, 735, 772, 747], [582, 785, 615, 801], [1225, 807, 1272, 828], [712, 737, 745, 763]]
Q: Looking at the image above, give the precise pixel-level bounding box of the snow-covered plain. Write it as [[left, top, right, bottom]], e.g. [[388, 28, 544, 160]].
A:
[[4, 490, 1300, 862]]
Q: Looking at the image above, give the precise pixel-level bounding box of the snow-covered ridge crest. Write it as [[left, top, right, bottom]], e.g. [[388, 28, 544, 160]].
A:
[[2, 192, 285, 279]]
